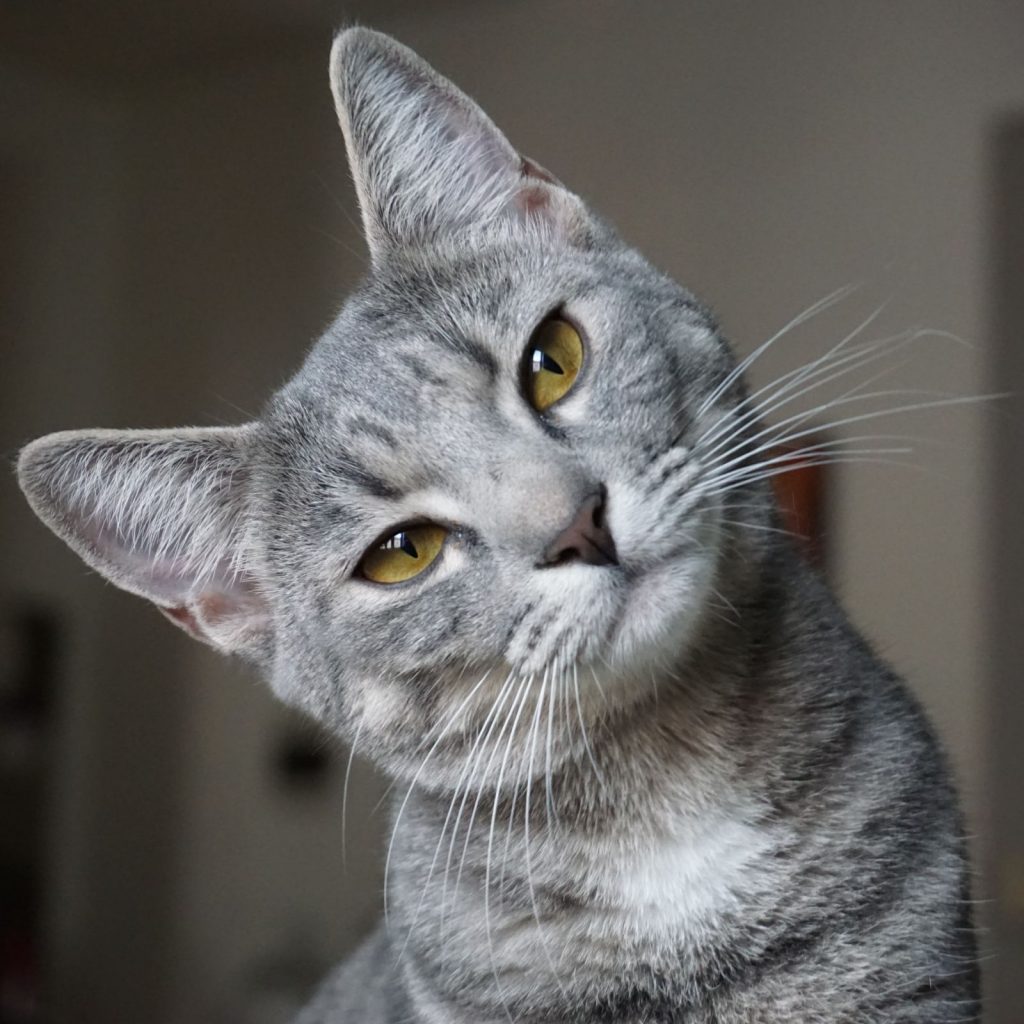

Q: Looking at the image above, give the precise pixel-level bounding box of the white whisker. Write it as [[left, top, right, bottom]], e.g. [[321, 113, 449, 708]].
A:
[[696, 282, 860, 419], [482, 671, 536, 1021], [694, 327, 920, 464], [695, 305, 896, 454], [521, 661, 569, 997], [383, 666, 497, 921], [575, 661, 605, 787], [544, 663, 559, 830], [451, 672, 532, 921], [439, 670, 520, 936], [341, 716, 365, 870]]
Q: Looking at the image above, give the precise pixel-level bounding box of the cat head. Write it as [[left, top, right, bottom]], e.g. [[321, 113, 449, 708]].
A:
[[18, 29, 761, 785]]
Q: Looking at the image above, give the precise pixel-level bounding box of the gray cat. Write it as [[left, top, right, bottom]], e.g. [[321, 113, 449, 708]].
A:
[[17, 28, 979, 1024]]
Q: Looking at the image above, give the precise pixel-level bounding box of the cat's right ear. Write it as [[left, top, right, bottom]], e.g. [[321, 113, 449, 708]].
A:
[[329, 27, 589, 263], [17, 426, 271, 658]]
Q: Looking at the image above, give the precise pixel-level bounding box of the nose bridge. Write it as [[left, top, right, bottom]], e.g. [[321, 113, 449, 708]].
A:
[[480, 436, 589, 556]]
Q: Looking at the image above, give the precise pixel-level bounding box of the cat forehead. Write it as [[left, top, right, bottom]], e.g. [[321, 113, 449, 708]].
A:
[[261, 297, 528, 504], [259, 243, 714, 505], [298, 287, 532, 430], [278, 247, 592, 419]]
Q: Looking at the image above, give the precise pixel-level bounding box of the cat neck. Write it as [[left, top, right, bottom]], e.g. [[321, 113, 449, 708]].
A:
[[383, 637, 782, 1020], [382, 539, 837, 1018]]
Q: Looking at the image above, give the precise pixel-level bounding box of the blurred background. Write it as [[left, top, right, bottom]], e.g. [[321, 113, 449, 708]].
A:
[[1, 1, 1022, 1021]]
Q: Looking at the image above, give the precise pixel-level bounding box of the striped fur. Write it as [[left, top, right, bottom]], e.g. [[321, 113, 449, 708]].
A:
[[17, 28, 978, 1023]]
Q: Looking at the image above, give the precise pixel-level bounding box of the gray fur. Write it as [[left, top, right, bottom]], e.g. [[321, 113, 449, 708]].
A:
[[17, 28, 978, 1024]]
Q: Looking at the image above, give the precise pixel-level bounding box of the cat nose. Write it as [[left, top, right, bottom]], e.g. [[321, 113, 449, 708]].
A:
[[539, 488, 618, 568]]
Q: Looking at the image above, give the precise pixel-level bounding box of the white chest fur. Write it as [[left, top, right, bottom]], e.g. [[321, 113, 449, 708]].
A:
[[586, 809, 773, 942]]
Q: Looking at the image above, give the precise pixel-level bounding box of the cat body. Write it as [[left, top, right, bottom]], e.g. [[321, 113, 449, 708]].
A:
[[17, 28, 978, 1024], [293, 548, 975, 1024]]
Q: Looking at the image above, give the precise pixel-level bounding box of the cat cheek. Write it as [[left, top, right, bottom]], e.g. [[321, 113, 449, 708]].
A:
[[608, 556, 717, 671], [356, 684, 416, 737]]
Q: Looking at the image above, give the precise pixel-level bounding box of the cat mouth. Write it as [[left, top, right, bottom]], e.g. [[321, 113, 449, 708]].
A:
[[515, 540, 704, 674]]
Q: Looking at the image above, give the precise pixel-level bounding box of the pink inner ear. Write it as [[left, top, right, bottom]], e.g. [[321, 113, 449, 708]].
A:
[[517, 157, 558, 216], [158, 586, 268, 650], [162, 591, 239, 628], [197, 589, 258, 627], [160, 604, 203, 639], [518, 184, 551, 216]]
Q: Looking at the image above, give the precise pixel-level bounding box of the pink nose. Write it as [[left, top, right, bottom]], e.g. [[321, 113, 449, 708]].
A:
[[540, 489, 618, 568]]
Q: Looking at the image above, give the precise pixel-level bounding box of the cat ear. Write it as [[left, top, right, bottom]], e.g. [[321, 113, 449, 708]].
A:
[[329, 27, 586, 263], [17, 425, 270, 657]]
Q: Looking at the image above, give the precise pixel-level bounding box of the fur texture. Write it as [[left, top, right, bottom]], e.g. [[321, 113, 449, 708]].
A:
[[17, 28, 978, 1024]]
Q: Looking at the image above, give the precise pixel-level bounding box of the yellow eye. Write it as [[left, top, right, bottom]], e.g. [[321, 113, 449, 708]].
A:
[[359, 524, 447, 584], [524, 317, 584, 412]]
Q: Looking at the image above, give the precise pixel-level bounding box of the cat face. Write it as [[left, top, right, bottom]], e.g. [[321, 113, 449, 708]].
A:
[[18, 29, 749, 784], [260, 243, 733, 772]]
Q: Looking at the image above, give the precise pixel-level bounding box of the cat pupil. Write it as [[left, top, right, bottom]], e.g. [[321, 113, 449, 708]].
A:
[[532, 349, 564, 375], [381, 532, 418, 558]]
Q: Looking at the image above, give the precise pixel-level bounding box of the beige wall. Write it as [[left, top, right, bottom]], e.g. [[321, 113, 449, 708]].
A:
[[4, 2, 1022, 1021], [0, 59, 203, 1021], [116, 48, 388, 1022]]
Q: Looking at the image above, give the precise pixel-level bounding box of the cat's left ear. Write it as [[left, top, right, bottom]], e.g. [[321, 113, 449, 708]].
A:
[[17, 425, 271, 658], [329, 27, 589, 263]]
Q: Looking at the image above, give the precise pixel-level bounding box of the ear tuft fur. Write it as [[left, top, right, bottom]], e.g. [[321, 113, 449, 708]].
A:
[[329, 27, 585, 262], [17, 425, 270, 655]]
